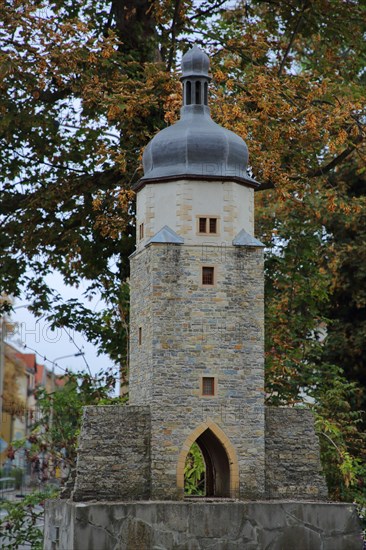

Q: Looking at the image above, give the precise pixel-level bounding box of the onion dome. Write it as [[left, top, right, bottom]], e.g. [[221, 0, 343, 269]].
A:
[[137, 45, 258, 189]]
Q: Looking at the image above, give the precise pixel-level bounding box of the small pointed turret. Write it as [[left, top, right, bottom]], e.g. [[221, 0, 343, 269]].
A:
[[180, 45, 211, 110]]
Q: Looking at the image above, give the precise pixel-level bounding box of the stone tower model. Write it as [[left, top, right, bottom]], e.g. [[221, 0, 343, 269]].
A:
[[45, 46, 363, 550], [70, 46, 329, 505], [129, 45, 265, 500]]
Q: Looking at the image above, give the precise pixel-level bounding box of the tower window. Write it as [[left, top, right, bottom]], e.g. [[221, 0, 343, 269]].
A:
[[201, 376, 216, 396], [197, 216, 219, 235], [138, 327, 142, 345], [139, 223, 144, 240], [202, 266, 214, 285], [199, 217, 207, 233], [204, 82, 208, 105], [195, 81, 201, 104], [186, 81, 192, 105], [209, 218, 217, 234]]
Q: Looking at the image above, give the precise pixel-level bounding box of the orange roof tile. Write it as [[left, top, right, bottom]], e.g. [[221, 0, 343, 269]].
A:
[[15, 352, 36, 370]]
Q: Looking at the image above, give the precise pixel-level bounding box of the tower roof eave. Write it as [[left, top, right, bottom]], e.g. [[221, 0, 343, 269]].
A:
[[134, 173, 260, 192]]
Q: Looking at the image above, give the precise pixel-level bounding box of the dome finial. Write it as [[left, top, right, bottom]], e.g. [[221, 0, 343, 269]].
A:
[[180, 45, 211, 109], [181, 45, 210, 78]]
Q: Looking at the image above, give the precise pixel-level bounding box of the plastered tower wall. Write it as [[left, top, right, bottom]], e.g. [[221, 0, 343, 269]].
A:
[[129, 236, 265, 499], [135, 179, 254, 251]]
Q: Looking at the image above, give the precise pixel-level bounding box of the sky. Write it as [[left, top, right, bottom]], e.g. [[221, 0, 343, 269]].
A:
[[7, 271, 116, 381]]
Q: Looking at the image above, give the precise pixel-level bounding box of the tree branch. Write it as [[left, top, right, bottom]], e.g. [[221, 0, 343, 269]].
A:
[[307, 138, 363, 178], [37, 87, 72, 103], [12, 149, 87, 174], [256, 136, 364, 191], [190, 0, 228, 21], [278, 0, 309, 77], [103, 3, 114, 38], [256, 179, 275, 191], [167, 0, 182, 72]]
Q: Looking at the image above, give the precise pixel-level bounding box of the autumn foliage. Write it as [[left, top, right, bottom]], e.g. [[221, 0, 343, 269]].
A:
[[0, 0, 365, 512]]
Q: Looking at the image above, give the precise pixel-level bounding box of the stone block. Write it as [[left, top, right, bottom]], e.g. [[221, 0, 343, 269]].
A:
[[72, 406, 151, 502], [265, 407, 328, 500]]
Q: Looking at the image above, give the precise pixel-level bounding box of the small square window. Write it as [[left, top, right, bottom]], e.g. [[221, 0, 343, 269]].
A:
[[198, 216, 219, 235], [202, 266, 214, 285], [202, 377, 215, 396]]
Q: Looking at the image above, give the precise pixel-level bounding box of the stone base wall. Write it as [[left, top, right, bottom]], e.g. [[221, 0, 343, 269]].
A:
[[71, 405, 328, 503], [265, 407, 328, 500], [44, 500, 363, 550], [72, 406, 150, 502]]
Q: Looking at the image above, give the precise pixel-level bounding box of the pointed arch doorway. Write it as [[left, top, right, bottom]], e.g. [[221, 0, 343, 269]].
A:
[[177, 421, 239, 499]]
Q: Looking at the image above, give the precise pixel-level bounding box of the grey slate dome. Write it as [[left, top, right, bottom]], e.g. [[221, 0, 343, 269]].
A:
[[181, 44, 210, 77], [138, 45, 258, 189]]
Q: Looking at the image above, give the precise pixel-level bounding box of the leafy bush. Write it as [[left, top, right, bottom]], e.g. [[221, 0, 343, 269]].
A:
[[184, 442, 205, 496], [0, 487, 59, 549]]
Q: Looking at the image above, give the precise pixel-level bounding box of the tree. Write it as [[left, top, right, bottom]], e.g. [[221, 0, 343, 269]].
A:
[[321, 159, 366, 399], [0, 488, 58, 550], [32, 368, 124, 466], [184, 442, 205, 496], [0, 367, 123, 550], [1, 0, 364, 363], [1, 0, 365, 510]]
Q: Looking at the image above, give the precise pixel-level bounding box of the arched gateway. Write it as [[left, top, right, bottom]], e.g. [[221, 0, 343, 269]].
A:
[[177, 421, 239, 499]]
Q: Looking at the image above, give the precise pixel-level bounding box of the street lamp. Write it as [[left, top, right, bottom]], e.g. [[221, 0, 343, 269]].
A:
[[50, 351, 85, 388], [51, 352, 85, 365]]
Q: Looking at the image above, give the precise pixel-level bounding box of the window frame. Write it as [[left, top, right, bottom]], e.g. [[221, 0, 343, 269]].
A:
[[200, 376, 217, 398], [201, 265, 215, 286], [196, 216, 219, 236]]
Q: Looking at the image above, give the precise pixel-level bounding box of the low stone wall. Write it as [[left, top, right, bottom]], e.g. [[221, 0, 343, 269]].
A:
[[265, 407, 328, 500], [44, 500, 363, 550], [72, 406, 151, 502], [71, 404, 328, 503]]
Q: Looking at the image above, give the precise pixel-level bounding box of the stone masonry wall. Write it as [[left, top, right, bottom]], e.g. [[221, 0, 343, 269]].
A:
[[265, 407, 328, 500], [130, 243, 265, 500], [44, 500, 363, 550], [71, 404, 328, 504], [128, 247, 154, 404], [72, 406, 151, 502]]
